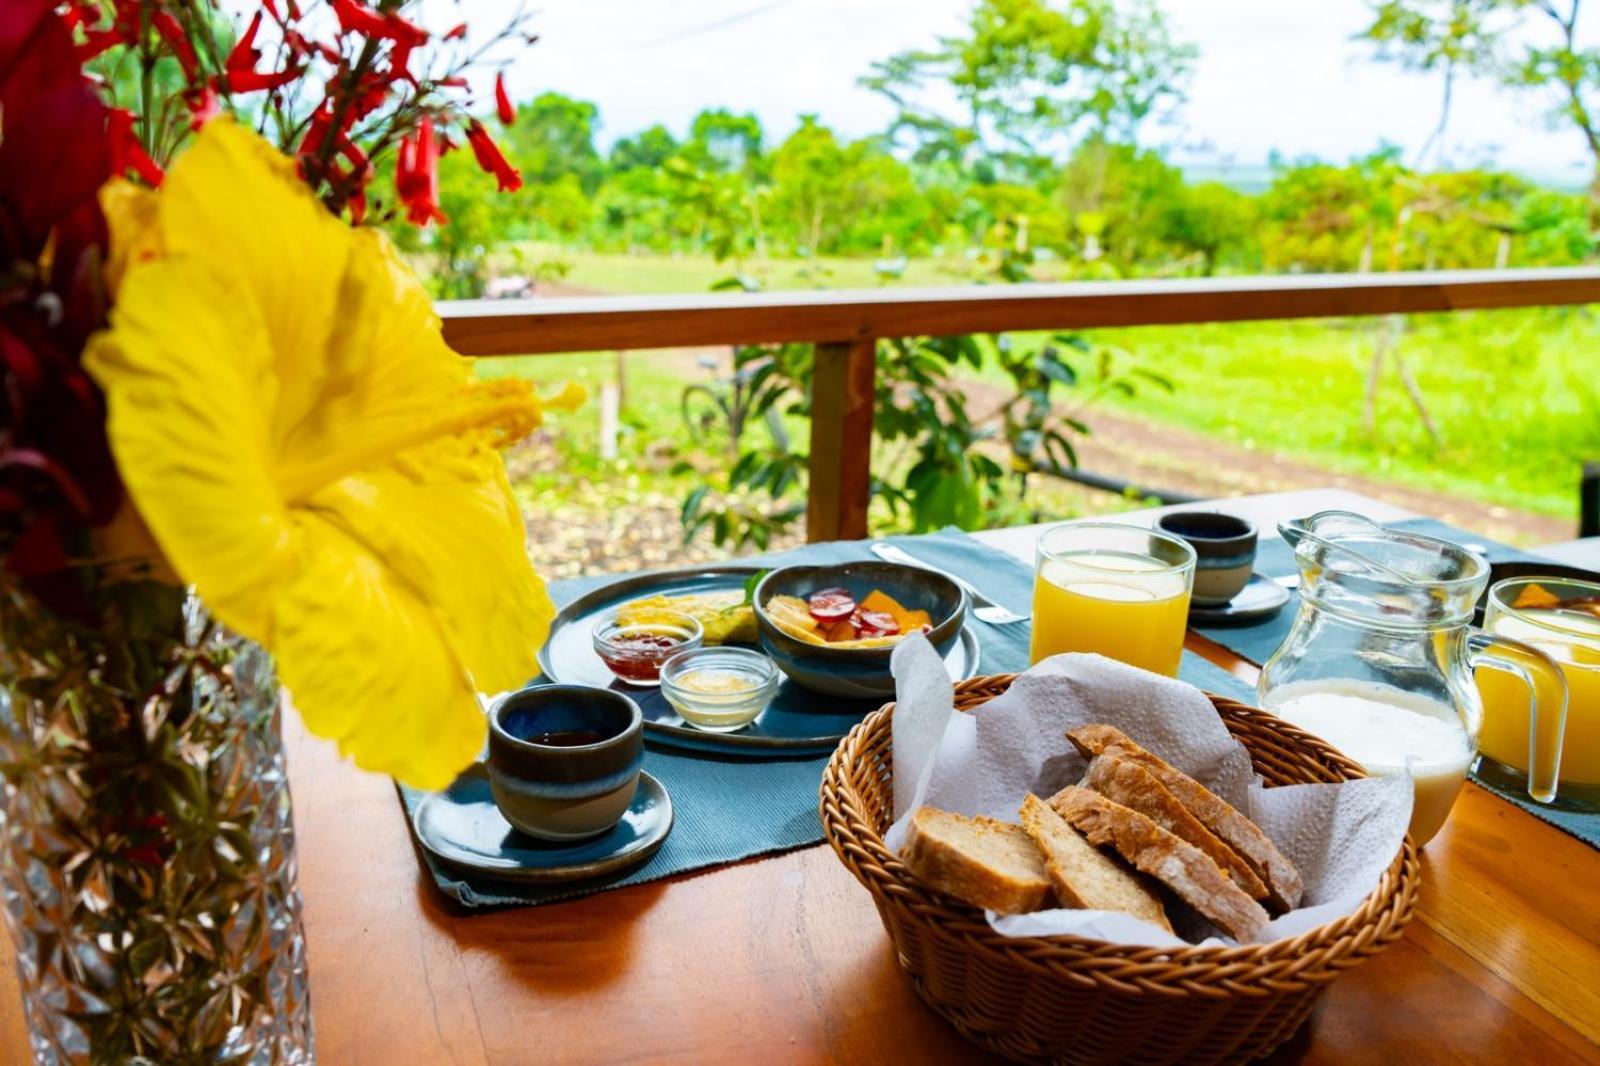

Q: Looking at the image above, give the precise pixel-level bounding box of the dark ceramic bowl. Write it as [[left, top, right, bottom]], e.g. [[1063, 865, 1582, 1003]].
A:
[[1156, 511, 1258, 606], [753, 562, 968, 698], [486, 685, 643, 841]]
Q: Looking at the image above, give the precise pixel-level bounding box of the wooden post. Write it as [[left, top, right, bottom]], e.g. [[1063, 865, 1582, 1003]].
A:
[[1581, 460, 1599, 539], [807, 339, 876, 542]]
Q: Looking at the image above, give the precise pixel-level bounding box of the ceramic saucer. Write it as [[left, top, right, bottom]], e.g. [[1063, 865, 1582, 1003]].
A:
[[1188, 573, 1291, 625], [413, 764, 673, 883]]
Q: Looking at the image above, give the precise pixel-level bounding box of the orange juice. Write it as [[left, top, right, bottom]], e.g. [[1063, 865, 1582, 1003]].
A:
[[1030, 551, 1192, 676], [1476, 607, 1600, 787]]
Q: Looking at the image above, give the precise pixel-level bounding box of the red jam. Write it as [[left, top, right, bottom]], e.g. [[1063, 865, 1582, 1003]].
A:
[[596, 627, 690, 683]]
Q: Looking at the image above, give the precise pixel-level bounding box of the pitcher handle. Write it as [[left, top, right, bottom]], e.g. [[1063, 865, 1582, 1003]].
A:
[[1467, 630, 1569, 803]]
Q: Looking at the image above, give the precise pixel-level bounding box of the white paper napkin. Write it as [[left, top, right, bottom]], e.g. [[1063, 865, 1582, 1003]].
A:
[[883, 635, 1412, 949]]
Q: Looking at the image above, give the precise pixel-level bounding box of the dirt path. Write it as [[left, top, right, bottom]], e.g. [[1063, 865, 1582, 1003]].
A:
[[1048, 406, 1572, 546]]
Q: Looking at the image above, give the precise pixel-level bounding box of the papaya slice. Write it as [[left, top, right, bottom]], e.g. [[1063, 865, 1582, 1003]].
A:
[[1512, 583, 1562, 610], [861, 589, 932, 634], [822, 619, 858, 643]]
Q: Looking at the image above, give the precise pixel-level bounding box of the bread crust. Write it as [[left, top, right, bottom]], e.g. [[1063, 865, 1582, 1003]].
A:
[[1050, 786, 1271, 942], [1019, 794, 1172, 932], [1083, 754, 1270, 902], [1068, 724, 1305, 911], [900, 808, 1051, 915]]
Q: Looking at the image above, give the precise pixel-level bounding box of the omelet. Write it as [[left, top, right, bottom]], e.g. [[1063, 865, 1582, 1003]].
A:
[[615, 591, 757, 645]]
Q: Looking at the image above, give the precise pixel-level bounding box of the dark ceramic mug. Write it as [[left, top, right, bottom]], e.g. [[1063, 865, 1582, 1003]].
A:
[[486, 685, 643, 841], [1155, 511, 1258, 606]]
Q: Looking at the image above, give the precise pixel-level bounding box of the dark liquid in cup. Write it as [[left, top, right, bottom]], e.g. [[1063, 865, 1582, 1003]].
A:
[[525, 729, 609, 747]]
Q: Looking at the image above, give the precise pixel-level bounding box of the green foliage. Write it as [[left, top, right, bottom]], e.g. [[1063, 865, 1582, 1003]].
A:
[[1361, 1, 1600, 202], [677, 278, 1173, 548], [503, 92, 606, 194], [862, 0, 1195, 169]]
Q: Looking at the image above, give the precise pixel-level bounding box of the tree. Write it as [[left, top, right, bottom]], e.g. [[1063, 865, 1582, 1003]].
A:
[[767, 117, 929, 256], [502, 91, 605, 194], [684, 109, 767, 180], [609, 124, 680, 172], [861, 0, 1194, 174], [1361, 1, 1600, 216], [1159, 181, 1257, 274], [1054, 139, 1186, 269]]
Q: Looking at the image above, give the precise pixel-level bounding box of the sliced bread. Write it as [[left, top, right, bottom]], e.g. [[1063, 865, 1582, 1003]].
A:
[[1018, 794, 1172, 932], [1067, 724, 1305, 911], [1082, 754, 1270, 902], [898, 807, 1052, 915], [1049, 786, 1271, 942]]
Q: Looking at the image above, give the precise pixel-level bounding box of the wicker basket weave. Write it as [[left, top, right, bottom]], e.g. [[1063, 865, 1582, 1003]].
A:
[[818, 673, 1420, 1065]]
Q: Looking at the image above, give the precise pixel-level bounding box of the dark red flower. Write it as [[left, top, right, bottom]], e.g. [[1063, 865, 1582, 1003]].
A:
[[495, 71, 515, 126], [0, 0, 121, 612], [466, 120, 522, 192]]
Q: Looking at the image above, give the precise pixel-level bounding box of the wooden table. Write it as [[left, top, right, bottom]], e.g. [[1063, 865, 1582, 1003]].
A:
[[3, 489, 1597, 1063]]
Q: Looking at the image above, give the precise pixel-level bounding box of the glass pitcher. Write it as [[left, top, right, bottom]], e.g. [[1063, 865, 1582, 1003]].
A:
[[1258, 511, 1568, 846]]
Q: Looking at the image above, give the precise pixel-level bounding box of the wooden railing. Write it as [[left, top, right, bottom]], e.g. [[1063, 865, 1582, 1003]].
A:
[[438, 268, 1600, 541]]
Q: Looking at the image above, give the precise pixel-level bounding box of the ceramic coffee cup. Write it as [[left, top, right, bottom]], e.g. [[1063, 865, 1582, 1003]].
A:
[[486, 685, 643, 841], [1155, 512, 1258, 606]]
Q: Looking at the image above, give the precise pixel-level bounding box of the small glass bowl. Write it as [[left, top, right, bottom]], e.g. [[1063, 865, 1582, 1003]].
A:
[[592, 610, 703, 686], [660, 647, 780, 732]]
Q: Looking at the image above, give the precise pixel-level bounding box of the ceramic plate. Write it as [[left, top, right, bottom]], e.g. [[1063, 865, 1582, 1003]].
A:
[[1188, 572, 1292, 625], [538, 565, 980, 754], [413, 765, 672, 884]]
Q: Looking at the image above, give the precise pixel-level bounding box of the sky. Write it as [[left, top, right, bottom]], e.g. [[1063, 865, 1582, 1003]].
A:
[[463, 0, 1596, 183]]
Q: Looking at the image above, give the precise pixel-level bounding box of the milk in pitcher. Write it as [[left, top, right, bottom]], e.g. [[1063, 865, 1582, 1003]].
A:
[[1263, 679, 1474, 845]]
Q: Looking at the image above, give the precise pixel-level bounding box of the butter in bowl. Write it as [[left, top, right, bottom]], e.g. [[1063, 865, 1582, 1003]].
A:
[[660, 647, 780, 732]]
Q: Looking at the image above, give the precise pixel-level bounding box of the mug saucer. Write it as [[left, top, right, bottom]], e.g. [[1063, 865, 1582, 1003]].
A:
[[1188, 573, 1291, 625], [413, 764, 673, 883]]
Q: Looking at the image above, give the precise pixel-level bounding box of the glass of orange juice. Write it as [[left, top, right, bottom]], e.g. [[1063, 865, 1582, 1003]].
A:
[[1029, 522, 1196, 676], [1475, 576, 1599, 811]]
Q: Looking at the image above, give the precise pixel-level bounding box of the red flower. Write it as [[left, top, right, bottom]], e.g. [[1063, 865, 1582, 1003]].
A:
[[74, 27, 123, 63], [218, 64, 303, 93], [466, 121, 522, 192], [226, 10, 264, 72], [495, 71, 515, 126], [183, 86, 222, 129], [107, 109, 165, 185], [444, 23, 467, 40], [395, 115, 446, 226], [330, 0, 428, 46], [151, 10, 198, 79]]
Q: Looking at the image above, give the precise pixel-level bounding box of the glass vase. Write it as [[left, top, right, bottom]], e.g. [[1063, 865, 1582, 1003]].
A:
[[0, 580, 313, 1064]]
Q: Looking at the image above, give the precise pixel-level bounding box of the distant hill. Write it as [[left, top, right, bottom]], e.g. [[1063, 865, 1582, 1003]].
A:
[[1180, 162, 1590, 195]]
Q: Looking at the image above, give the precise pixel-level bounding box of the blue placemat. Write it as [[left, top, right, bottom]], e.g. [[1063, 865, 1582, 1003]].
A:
[[398, 529, 1253, 909], [1194, 516, 1600, 849]]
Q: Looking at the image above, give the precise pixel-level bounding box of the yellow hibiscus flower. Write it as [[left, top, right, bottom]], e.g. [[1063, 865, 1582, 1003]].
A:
[[84, 119, 579, 790]]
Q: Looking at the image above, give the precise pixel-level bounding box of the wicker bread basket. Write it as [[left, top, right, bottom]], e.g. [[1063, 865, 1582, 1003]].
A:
[[819, 673, 1420, 1065]]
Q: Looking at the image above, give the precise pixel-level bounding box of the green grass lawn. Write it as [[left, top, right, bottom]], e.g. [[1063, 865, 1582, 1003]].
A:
[[474, 251, 1600, 522], [1086, 310, 1599, 518], [517, 244, 982, 294]]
